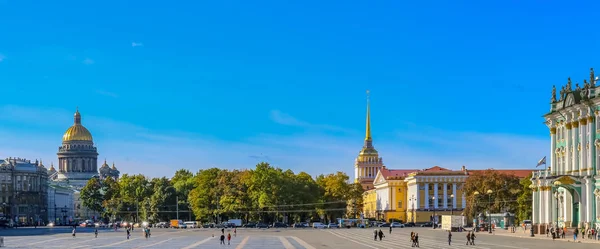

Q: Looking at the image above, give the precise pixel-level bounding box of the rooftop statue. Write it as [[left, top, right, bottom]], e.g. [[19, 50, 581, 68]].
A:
[[551, 85, 557, 102]]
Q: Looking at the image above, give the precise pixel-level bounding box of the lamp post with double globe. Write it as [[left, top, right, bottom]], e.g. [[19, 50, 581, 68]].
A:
[[486, 189, 494, 234], [450, 194, 455, 215]]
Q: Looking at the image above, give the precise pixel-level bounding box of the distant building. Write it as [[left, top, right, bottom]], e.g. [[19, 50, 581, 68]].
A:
[[47, 109, 120, 223], [363, 167, 417, 222], [47, 184, 74, 225], [354, 92, 384, 190], [0, 158, 49, 225]]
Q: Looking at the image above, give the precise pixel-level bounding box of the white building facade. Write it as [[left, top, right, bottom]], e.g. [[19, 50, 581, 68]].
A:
[[532, 68, 600, 230]]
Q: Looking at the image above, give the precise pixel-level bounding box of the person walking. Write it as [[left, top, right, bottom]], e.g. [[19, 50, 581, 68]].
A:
[[389, 226, 392, 234], [126, 228, 130, 240], [220, 233, 226, 245], [94, 228, 98, 238], [448, 231, 452, 246], [470, 231, 476, 245], [466, 231, 471, 245], [227, 233, 231, 245], [72, 228, 76, 238], [414, 233, 420, 247], [378, 229, 384, 241], [373, 229, 377, 241], [574, 227, 579, 241]]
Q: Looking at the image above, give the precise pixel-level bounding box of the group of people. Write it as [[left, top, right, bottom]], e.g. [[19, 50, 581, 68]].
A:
[[219, 227, 235, 245]]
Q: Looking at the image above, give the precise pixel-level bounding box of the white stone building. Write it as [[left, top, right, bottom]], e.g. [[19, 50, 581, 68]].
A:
[[532, 68, 600, 230]]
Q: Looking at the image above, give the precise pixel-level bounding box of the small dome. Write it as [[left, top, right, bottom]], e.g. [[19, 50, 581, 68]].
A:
[[62, 109, 93, 142]]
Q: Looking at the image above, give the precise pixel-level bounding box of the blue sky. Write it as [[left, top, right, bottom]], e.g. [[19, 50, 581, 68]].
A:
[[0, 1, 597, 178]]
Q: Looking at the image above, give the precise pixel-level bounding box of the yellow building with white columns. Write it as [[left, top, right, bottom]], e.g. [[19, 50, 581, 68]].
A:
[[362, 167, 417, 222], [404, 166, 469, 223]]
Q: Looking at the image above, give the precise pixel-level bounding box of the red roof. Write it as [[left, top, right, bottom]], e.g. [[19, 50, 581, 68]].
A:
[[469, 169, 533, 178], [380, 167, 418, 180]]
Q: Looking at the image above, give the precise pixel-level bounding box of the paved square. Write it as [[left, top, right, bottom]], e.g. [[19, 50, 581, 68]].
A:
[[1, 227, 599, 248]]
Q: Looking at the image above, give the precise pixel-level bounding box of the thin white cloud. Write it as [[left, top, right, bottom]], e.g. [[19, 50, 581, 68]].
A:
[[96, 90, 118, 98], [82, 58, 94, 65], [132, 42, 144, 47], [0, 54, 5, 62], [0, 105, 546, 178], [270, 110, 355, 134]]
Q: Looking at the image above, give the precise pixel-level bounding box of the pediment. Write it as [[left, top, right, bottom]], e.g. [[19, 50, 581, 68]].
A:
[[373, 170, 386, 185]]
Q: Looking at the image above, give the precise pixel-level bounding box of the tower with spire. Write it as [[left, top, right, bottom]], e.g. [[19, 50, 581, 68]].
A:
[[354, 90, 384, 190]]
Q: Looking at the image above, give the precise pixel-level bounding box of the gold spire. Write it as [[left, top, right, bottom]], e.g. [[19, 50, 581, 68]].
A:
[[365, 90, 371, 141], [111, 162, 116, 170]]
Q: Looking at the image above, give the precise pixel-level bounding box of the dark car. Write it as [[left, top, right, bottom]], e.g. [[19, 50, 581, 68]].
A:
[[243, 223, 256, 228], [404, 222, 416, 227], [272, 222, 287, 228], [378, 223, 390, 227], [255, 223, 269, 228]]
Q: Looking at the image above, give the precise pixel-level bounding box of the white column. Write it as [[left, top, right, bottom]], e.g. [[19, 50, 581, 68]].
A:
[[433, 183, 439, 208], [546, 188, 552, 224], [573, 123, 579, 175], [580, 120, 587, 175], [590, 116, 596, 176], [424, 183, 429, 209], [581, 179, 587, 224], [550, 128, 557, 175], [566, 124, 571, 175], [532, 188, 537, 224], [416, 183, 420, 209], [452, 183, 457, 208], [461, 187, 467, 209], [587, 178, 593, 223], [443, 183, 448, 208]]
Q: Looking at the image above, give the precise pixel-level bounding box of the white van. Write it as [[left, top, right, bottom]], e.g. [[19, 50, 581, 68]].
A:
[[184, 221, 198, 228]]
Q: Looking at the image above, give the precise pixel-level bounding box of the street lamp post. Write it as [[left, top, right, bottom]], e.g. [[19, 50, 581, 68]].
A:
[[487, 189, 493, 234], [473, 191, 480, 231], [450, 194, 455, 215], [432, 196, 436, 229]]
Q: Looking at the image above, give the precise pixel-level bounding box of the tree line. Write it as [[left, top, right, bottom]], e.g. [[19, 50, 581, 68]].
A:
[[80, 162, 364, 224]]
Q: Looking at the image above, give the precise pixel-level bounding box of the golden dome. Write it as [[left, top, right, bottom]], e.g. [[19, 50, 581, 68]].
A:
[[62, 109, 93, 142]]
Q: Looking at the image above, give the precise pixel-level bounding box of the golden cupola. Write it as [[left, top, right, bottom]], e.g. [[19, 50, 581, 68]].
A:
[[62, 108, 94, 142]]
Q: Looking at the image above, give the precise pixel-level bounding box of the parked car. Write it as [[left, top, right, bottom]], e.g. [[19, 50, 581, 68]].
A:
[[157, 222, 170, 228], [243, 223, 256, 228], [390, 222, 404, 228], [184, 221, 198, 228], [255, 223, 269, 228], [272, 222, 288, 228], [312, 222, 327, 229], [327, 223, 338, 228], [378, 223, 390, 227], [404, 222, 415, 227]]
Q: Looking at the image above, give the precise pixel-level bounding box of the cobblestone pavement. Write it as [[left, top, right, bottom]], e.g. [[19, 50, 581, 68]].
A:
[[1, 227, 599, 248]]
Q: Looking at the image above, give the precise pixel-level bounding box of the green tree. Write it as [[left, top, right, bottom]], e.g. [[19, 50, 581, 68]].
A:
[[189, 168, 223, 222], [347, 182, 365, 218], [463, 170, 521, 222], [101, 176, 121, 221], [80, 178, 104, 214], [516, 173, 533, 224], [147, 177, 176, 223], [316, 172, 352, 222], [171, 169, 196, 221]]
